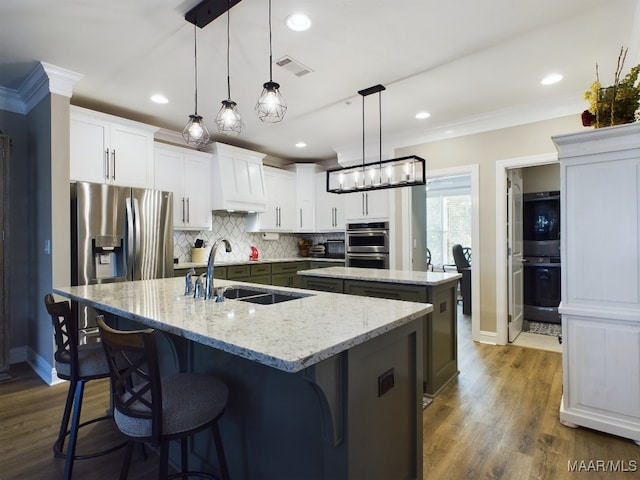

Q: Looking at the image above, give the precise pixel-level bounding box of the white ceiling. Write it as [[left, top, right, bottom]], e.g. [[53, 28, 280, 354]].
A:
[[1, 0, 639, 163]]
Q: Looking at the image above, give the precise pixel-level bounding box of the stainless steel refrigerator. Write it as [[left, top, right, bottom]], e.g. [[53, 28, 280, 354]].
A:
[[71, 181, 173, 341]]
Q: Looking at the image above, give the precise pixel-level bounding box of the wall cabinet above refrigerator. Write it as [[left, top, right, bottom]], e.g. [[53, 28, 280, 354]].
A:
[[211, 143, 267, 213], [70, 106, 157, 189], [154, 143, 211, 231]]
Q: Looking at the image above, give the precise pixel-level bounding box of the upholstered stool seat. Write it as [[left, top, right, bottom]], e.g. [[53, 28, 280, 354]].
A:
[[97, 316, 230, 480], [44, 294, 125, 480], [114, 373, 228, 439]]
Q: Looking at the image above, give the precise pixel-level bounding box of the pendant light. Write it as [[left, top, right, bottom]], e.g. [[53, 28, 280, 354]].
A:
[[182, 22, 211, 147], [215, 0, 243, 136], [326, 84, 425, 193], [255, 0, 287, 123]]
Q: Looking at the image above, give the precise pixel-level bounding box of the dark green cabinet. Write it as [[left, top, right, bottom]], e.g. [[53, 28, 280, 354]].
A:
[[271, 261, 306, 288], [302, 275, 458, 396]]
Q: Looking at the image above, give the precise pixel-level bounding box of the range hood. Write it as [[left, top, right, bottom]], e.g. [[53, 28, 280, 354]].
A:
[[210, 142, 268, 213]]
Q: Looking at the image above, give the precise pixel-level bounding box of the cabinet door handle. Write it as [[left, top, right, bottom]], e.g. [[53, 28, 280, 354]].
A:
[[186, 197, 190, 223], [111, 149, 116, 180], [362, 194, 365, 216], [104, 149, 109, 179], [365, 193, 369, 216], [182, 198, 186, 223], [300, 208, 302, 228]]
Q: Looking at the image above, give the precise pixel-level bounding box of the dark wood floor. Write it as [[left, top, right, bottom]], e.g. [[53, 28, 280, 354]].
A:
[[1, 311, 638, 479]]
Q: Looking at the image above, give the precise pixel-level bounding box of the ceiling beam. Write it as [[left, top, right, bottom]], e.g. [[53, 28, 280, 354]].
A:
[[185, 0, 243, 28]]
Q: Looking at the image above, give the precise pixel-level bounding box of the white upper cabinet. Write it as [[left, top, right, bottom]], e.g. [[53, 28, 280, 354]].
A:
[[246, 167, 295, 232], [70, 106, 156, 188], [154, 143, 211, 231], [210, 142, 267, 213], [315, 171, 345, 231], [345, 189, 390, 221], [293, 164, 316, 233]]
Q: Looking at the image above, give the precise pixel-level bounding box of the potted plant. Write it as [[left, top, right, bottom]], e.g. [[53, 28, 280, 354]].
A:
[[583, 47, 640, 128]]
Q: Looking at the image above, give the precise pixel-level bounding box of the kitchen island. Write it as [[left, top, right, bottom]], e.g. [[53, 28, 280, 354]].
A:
[[55, 277, 430, 479], [299, 266, 462, 396]]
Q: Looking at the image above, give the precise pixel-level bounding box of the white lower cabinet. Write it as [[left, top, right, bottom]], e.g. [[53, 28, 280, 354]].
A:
[[154, 143, 211, 231], [554, 123, 640, 444], [345, 189, 390, 221]]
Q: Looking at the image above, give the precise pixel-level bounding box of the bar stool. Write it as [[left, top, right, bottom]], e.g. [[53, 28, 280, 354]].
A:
[[96, 316, 230, 480], [44, 294, 125, 479]]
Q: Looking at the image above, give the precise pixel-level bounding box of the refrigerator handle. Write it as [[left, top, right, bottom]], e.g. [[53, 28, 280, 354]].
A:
[[132, 197, 142, 280], [125, 197, 135, 280]]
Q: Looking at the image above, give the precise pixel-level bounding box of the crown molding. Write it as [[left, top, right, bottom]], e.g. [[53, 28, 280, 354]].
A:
[[0, 86, 26, 114], [19, 62, 83, 112], [0, 62, 83, 115]]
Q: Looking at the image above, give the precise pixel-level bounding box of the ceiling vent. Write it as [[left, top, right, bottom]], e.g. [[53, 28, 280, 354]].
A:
[[275, 56, 313, 77]]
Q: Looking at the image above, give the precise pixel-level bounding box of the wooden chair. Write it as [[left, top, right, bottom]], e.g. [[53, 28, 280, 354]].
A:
[[44, 294, 125, 480], [96, 316, 230, 480]]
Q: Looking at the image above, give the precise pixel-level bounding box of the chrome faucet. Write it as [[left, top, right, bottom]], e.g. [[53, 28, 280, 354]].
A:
[[204, 238, 232, 300]]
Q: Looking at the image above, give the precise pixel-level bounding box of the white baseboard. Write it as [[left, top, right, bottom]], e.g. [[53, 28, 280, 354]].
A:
[[478, 330, 498, 345]]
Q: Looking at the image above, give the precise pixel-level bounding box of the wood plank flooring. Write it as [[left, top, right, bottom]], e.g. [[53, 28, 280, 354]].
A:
[[1, 312, 638, 479]]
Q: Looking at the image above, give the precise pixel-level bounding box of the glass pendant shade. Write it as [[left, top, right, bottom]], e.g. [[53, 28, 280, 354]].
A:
[[183, 23, 210, 148], [255, 81, 287, 123], [182, 114, 210, 146], [215, 100, 244, 136], [256, 0, 286, 123]]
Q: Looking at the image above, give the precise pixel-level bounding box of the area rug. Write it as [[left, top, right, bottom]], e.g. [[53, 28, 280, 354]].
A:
[[527, 321, 562, 337]]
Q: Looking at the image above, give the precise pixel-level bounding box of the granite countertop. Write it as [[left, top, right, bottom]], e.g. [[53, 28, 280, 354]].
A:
[[54, 277, 430, 373], [175, 257, 344, 270], [298, 266, 462, 286]]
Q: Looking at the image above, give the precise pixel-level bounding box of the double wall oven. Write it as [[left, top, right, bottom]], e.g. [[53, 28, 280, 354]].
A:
[[346, 221, 389, 269]]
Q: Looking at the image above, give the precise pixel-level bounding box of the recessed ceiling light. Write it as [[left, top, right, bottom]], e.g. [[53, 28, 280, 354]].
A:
[[541, 73, 563, 85], [295, 142, 307, 148], [415, 111, 431, 119], [286, 13, 311, 31], [151, 94, 169, 104]]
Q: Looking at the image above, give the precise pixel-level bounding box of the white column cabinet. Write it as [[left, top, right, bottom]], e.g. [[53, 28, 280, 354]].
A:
[[154, 143, 211, 231], [262, 167, 295, 231], [70, 106, 156, 188], [553, 123, 640, 444], [315, 171, 345, 231], [294, 164, 316, 233], [345, 189, 390, 221]]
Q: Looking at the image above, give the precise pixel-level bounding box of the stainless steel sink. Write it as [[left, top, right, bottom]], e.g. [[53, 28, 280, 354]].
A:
[[222, 286, 312, 305], [223, 287, 266, 299], [238, 292, 303, 305]]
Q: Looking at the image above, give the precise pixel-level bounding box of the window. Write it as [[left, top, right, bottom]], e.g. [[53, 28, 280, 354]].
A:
[[426, 176, 471, 267]]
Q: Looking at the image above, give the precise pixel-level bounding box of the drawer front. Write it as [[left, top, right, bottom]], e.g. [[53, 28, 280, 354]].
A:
[[174, 267, 208, 278], [344, 280, 427, 303], [249, 274, 271, 285], [213, 266, 227, 279], [271, 261, 306, 275], [250, 264, 271, 276], [302, 277, 344, 293], [227, 264, 251, 279]]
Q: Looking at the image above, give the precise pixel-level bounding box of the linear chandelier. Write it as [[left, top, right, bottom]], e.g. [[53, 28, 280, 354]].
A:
[[326, 84, 425, 193]]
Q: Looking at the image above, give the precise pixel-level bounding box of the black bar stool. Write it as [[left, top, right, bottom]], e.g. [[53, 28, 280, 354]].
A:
[[44, 294, 126, 479], [97, 316, 230, 480]]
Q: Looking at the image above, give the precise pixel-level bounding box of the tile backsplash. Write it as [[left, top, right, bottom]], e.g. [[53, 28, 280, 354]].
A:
[[174, 212, 344, 263]]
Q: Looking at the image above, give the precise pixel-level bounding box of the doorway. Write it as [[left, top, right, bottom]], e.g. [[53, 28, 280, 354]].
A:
[[423, 165, 481, 342], [496, 153, 562, 351]]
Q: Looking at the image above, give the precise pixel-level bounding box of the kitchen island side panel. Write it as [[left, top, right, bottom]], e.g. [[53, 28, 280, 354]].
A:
[[116, 314, 424, 480]]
